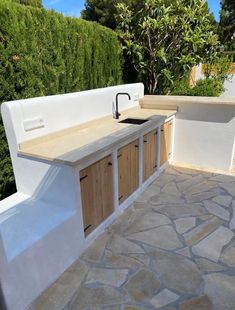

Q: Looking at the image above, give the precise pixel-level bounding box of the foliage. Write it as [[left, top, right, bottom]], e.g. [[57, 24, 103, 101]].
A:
[[0, 117, 16, 200], [191, 79, 224, 96], [171, 78, 224, 97], [0, 0, 122, 200], [203, 55, 232, 83], [81, 0, 143, 29], [10, 0, 43, 7], [116, 0, 220, 94], [219, 0, 235, 60]]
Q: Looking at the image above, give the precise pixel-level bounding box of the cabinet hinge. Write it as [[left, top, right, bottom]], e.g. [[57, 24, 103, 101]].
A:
[[84, 224, 92, 233], [119, 195, 123, 201], [80, 175, 88, 182], [135, 144, 139, 148], [117, 154, 122, 158]]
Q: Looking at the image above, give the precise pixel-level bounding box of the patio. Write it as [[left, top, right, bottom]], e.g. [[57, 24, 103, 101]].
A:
[[31, 165, 235, 310]]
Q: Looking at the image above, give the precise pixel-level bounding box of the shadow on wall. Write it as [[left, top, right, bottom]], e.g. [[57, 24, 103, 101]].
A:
[[0, 163, 77, 262], [0, 283, 7, 310], [177, 103, 235, 123]]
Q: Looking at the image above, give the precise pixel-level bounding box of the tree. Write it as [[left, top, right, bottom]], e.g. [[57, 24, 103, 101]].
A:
[[116, 0, 220, 94], [10, 0, 43, 7], [219, 0, 235, 59], [81, 0, 143, 29]]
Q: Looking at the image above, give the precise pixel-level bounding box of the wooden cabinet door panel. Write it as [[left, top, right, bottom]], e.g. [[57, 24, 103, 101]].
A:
[[143, 129, 158, 182], [129, 140, 139, 194], [160, 120, 173, 166], [80, 164, 101, 236], [80, 155, 114, 236], [118, 140, 139, 204], [99, 155, 114, 221], [118, 144, 129, 203]]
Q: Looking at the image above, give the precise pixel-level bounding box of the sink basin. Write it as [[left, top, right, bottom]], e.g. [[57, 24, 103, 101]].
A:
[[119, 118, 149, 125]]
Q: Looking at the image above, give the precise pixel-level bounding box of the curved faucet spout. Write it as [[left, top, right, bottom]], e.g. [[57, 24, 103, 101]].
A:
[[114, 92, 131, 119]]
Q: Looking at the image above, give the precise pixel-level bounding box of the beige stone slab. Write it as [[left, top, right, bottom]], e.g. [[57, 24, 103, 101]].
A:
[[19, 107, 176, 165], [192, 226, 234, 262], [180, 295, 212, 310], [141, 95, 235, 106], [124, 269, 161, 302], [183, 217, 224, 246], [204, 273, 235, 310], [32, 260, 88, 310]]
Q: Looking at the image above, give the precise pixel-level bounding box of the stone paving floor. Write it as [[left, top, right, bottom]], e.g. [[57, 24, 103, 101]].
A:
[[32, 166, 235, 310]]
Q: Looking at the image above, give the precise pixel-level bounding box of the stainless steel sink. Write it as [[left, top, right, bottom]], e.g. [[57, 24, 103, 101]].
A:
[[119, 118, 149, 125]]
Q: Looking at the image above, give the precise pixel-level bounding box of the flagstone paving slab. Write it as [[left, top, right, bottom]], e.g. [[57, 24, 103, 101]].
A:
[[31, 166, 235, 310], [203, 200, 230, 221], [161, 182, 181, 196], [107, 235, 145, 255], [85, 268, 129, 287], [219, 182, 235, 197], [192, 226, 235, 262], [150, 289, 179, 308], [195, 258, 226, 272], [152, 203, 207, 218], [179, 295, 213, 310], [174, 217, 196, 234], [124, 269, 161, 302], [151, 250, 203, 294], [229, 201, 235, 229], [175, 247, 191, 258], [209, 175, 235, 183], [124, 211, 171, 235], [104, 251, 145, 270], [81, 232, 111, 263], [127, 225, 183, 250], [221, 242, 235, 267], [70, 286, 129, 309], [204, 273, 235, 310], [183, 216, 224, 246], [149, 193, 185, 205], [185, 190, 222, 203], [177, 175, 205, 193], [212, 195, 232, 207]]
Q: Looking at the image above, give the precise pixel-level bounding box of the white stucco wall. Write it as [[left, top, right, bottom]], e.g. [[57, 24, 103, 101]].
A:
[[222, 75, 235, 97], [0, 83, 145, 310], [141, 96, 235, 172]]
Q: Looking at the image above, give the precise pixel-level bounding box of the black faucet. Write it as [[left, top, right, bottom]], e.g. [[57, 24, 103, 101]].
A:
[[114, 92, 131, 119]]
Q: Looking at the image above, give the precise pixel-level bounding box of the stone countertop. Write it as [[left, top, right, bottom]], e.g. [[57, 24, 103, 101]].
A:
[[18, 107, 176, 166], [141, 95, 235, 106]]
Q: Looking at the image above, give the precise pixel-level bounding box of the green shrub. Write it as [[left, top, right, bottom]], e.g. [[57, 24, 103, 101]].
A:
[[171, 78, 224, 97], [0, 0, 122, 200], [171, 79, 192, 96], [10, 0, 43, 7], [190, 78, 224, 97]]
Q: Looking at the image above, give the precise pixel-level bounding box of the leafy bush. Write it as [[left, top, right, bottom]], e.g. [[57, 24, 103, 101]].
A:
[[10, 0, 43, 7], [171, 78, 224, 97], [0, 0, 122, 200], [190, 79, 224, 97]]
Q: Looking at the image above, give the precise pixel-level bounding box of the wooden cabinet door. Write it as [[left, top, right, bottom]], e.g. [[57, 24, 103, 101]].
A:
[[143, 129, 158, 182], [80, 155, 114, 236], [160, 120, 173, 166], [118, 139, 139, 204]]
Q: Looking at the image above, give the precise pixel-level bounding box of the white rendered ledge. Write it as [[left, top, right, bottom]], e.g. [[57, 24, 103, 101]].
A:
[[141, 95, 235, 106], [0, 193, 76, 261]]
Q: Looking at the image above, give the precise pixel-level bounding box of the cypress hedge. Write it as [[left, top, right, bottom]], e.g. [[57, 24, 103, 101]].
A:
[[0, 0, 122, 200]]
